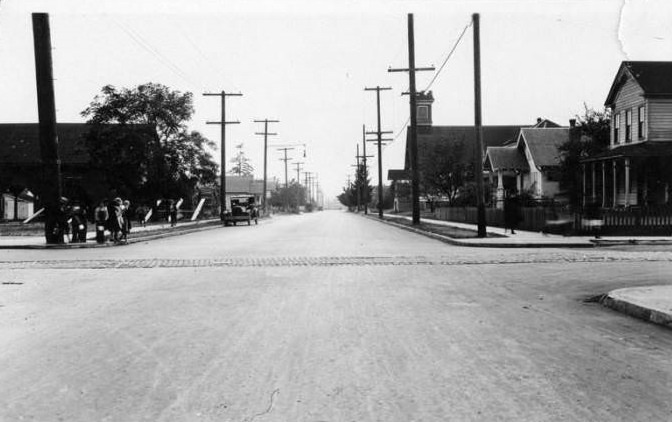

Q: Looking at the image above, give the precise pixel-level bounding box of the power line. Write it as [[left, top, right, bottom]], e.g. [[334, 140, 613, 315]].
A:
[[424, 19, 473, 92]]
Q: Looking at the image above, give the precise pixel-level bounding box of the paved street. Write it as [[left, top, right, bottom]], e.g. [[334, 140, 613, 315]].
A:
[[1, 210, 672, 421]]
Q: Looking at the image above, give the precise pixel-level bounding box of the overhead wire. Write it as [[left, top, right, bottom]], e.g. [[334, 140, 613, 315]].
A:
[[385, 17, 473, 148]]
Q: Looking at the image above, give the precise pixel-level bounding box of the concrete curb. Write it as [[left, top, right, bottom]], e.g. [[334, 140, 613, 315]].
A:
[[0, 220, 224, 250], [367, 215, 595, 248], [602, 290, 672, 328], [591, 239, 672, 246]]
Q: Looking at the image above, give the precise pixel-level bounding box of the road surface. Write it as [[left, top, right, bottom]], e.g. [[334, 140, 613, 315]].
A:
[[1, 210, 672, 421]]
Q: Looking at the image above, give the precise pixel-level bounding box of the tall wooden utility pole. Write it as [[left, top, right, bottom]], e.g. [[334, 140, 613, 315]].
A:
[[389, 14, 435, 225], [277, 147, 294, 188], [351, 145, 362, 212], [293, 161, 304, 207], [473, 13, 487, 237], [203, 91, 242, 215], [32, 13, 63, 244], [364, 87, 393, 219], [254, 119, 279, 213], [357, 132, 374, 215]]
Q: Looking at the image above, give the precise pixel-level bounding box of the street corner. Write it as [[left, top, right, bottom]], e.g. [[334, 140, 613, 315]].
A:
[[601, 285, 672, 329]]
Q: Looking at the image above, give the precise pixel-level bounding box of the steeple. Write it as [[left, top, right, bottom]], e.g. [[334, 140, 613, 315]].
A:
[[416, 90, 434, 126]]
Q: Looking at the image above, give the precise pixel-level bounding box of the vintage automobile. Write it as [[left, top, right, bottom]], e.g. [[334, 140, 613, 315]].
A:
[[221, 196, 258, 226]]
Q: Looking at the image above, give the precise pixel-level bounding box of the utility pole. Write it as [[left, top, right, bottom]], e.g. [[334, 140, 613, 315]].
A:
[[254, 119, 279, 214], [473, 13, 487, 238], [32, 13, 63, 244], [351, 145, 362, 212], [357, 133, 374, 215], [203, 90, 242, 215], [389, 14, 435, 225], [277, 147, 294, 188], [364, 87, 393, 219], [293, 162, 304, 208], [303, 171, 312, 205]]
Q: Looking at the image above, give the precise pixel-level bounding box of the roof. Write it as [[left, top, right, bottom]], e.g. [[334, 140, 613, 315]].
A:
[[407, 125, 528, 170], [225, 176, 268, 194], [517, 127, 568, 168], [583, 141, 672, 162], [0, 123, 156, 165], [484, 146, 529, 172], [605, 61, 672, 106], [0, 123, 91, 165], [387, 169, 409, 181]]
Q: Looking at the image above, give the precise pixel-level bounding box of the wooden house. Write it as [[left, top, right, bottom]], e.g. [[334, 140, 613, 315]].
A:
[[583, 61, 672, 208]]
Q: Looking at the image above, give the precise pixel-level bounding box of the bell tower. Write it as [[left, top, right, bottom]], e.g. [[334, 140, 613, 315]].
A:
[[416, 90, 434, 127]]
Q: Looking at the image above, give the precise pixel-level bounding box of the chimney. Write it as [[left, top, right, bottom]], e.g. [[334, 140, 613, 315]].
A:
[[569, 119, 580, 144], [569, 118, 576, 127]]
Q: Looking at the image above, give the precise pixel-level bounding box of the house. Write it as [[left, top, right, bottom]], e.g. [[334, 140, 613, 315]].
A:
[[224, 176, 274, 208], [582, 61, 672, 208], [484, 121, 567, 208], [387, 169, 410, 212], [0, 123, 156, 208], [398, 91, 533, 208], [1, 190, 34, 220]]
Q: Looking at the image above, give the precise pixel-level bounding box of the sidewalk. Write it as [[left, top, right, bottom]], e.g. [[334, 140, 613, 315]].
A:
[[377, 213, 672, 248], [374, 213, 672, 330], [0, 218, 221, 249]]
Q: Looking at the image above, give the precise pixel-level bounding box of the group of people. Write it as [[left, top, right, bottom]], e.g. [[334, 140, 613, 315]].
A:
[[94, 197, 133, 243]]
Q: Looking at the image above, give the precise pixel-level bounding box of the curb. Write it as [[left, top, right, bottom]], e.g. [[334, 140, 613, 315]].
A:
[[591, 239, 672, 246], [367, 215, 594, 248], [601, 292, 672, 328], [0, 220, 224, 250]]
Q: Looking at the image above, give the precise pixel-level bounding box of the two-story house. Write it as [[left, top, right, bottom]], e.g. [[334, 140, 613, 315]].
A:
[[583, 61, 672, 208]]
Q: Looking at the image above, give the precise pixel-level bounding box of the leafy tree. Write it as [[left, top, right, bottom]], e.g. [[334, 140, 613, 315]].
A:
[[81, 83, 218, 203], [559, 104, 611, 206], [229, 143, 254, 176], [269, 181, 305, 212], [337, 183, 357, 209], [418, 136, 470, 205]]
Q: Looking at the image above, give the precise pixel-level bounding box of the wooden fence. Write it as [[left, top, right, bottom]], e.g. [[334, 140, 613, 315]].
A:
[[432, 206, 672, 235]]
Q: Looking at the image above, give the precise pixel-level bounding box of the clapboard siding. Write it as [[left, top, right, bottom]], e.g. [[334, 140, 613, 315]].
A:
[[647, 99, 672, 141], [612, 75, 645, 145]]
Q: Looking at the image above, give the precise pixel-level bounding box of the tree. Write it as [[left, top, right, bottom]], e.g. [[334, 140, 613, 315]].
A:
[[418, 136, 470, 205], [559, 104, 611, 207], [337, 183, 357, 209], [269, 181, 305, 212], [81, 83, 219, 203], [352, 164, 372, 210], [229, 143, 254, 176]]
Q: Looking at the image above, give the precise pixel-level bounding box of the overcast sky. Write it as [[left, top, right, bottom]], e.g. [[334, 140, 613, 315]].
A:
[[1, 0, 671, 202]]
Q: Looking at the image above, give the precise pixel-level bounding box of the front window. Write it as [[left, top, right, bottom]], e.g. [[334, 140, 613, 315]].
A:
[[625, 109, 632, 142], [638, 106, 645, 139], [614, 113, 620, 144]]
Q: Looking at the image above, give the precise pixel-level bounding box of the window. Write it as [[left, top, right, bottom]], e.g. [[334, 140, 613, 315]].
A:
[[614, 113, 620, 144], [625, 109, 632, 142], [417, 105, 429, 120], [638, 106, 645, 139]]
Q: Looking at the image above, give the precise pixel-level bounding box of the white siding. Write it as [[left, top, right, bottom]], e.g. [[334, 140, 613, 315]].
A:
[[612, 75, 645, 145], [648, 99, 672, 141]]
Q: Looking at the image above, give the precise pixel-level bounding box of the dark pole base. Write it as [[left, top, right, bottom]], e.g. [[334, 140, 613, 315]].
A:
[[477, 204, 487, 238]]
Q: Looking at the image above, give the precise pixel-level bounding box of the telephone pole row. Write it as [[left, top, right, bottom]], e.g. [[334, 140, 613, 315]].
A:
[[203, 91, 243, 214], [254, 119, 279, 213], [356, 135, 374, 215], [364, 86, 392, 219]]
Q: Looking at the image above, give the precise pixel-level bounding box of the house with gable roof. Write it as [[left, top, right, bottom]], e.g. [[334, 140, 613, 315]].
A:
[[484, 121, 567, 208], [582, 61, 672, 209]]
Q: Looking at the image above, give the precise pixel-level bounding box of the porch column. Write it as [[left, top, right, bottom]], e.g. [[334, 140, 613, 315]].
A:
[[496, 171, 504, 209], [612, 160, 617, 208], [591, 162, 597, 202], [601, 161, 606, 208], [624, 158, 631, 207], [582, 163, 586, 207]]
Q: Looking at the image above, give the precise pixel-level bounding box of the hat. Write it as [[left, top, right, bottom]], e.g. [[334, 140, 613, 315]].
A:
[[114, 197, 122, 205]]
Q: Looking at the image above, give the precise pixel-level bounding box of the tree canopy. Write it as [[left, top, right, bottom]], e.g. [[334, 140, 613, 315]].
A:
[[559, 104, 611, 206], [418, 136, 470, 205], [81, 83, 218, 203], [229, 143, 254, 177]]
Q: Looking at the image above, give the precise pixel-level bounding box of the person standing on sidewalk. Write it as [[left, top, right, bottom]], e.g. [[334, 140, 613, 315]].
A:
[[94, 200, 109, 244], [169, 199, 178, 227], [504, 192, 523, 234]]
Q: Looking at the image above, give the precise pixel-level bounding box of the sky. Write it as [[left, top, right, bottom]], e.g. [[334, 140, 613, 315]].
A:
[[1, 0, 671, 204]]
